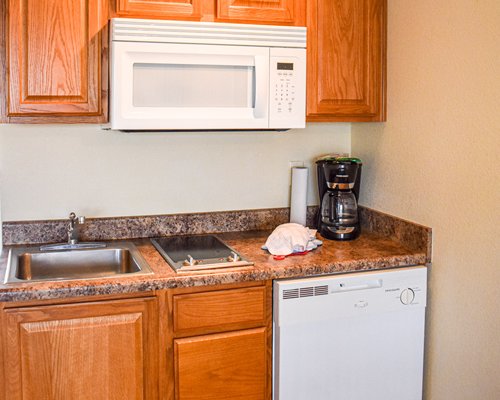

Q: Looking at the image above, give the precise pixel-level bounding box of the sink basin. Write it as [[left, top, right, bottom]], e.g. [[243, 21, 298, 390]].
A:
[[3, 242, 153, 284]]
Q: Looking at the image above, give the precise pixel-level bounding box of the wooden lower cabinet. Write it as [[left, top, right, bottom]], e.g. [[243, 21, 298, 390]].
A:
[[2, 297, 158, 400], [0, 281, 272, 400], [175, 328, 267, 400], [167, 281, 273, 400], [172, 285, 267, 334]]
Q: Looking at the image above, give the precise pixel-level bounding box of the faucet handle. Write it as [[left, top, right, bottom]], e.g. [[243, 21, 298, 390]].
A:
[[68, 212, 85, 224]]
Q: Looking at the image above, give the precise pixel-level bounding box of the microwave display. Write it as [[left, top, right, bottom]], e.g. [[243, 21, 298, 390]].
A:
[[277, 62, 294, 70]]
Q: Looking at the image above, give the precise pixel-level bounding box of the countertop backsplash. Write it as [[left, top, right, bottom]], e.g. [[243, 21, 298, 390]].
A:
[[1, 206, 431, 262]]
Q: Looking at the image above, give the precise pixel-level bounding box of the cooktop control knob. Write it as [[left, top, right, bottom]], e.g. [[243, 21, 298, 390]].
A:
[[228, 251, 240, 262], [400, 288, 416, 305]]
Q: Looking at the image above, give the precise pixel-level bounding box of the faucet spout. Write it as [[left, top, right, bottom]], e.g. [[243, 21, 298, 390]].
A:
[[68, 212, 85, 244]]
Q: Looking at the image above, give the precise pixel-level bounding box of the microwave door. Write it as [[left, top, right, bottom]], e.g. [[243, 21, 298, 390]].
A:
[[110, 42, 270, 130]]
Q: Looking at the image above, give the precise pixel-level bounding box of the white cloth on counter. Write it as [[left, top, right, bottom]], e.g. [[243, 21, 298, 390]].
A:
[[262, 223, 322, 256]]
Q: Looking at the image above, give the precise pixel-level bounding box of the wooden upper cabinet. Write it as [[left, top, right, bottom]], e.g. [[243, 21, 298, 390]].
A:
[[114, 0, 305, 25], [4, 0, 108, 122], [306, 0, 387, 122], [216, 0, 306, 25], [2, 297, 158, 400], [115, 0, 203, 20]]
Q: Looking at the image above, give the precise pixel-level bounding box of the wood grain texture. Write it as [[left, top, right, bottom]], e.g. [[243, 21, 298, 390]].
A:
[[6, 0, 108, 122], [264, 279, 273, 399], [306, 0, 386, 122], [0, 0, 7, 123], [217, 0, 305, 25], [3, 297, 158, 400], [174, 328, 268, 400], [173, 286, 266, 334], [165, 281, 272, 400], [157, 290, 175, 400], [114, 0, 304, 24], [0, 303, 5, 400], [1, 282, 272, 400], [116, 0, 203, 19]]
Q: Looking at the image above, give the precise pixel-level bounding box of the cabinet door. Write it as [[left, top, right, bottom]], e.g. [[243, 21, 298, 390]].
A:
[[175, 328, 268, 400], [2, 297, 158, 400], [5, 0, 108, 122], [116, 0, 203, 19], [216, 0, 305, 25], [306, 0, 387, 122]]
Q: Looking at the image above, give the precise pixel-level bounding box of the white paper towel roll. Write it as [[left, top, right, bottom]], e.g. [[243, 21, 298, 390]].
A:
[[0, 178, 2, 250], [290, 167, 308, 226]]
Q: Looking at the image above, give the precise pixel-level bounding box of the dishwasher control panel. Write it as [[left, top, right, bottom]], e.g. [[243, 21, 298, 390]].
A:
[[274, 266, 427, 325]]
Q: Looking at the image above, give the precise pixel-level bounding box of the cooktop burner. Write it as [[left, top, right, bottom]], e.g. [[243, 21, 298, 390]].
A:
[[150, 235, 253, 273]]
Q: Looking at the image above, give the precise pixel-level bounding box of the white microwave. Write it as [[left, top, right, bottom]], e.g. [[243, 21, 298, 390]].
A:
[[108, 18, 307, 131]]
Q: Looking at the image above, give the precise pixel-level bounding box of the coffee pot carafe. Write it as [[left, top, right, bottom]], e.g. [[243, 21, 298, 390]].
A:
[[321, 190, 358, 228], [316, 157, 362, 240]]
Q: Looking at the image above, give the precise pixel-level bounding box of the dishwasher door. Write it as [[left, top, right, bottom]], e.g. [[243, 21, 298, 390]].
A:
[[273, 266, 427, 400]]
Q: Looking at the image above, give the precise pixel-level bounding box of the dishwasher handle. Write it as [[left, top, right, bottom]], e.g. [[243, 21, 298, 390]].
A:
[[331, 279, 383, 293]]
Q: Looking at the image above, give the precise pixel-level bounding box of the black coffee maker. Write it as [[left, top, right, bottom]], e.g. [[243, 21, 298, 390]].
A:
[[316, 156, 362, 240]]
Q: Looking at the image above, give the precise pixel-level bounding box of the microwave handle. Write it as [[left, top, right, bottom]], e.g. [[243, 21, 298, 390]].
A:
[[253, 55, 269, 119]]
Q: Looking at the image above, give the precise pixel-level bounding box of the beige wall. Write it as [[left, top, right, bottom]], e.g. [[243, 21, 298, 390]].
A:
[[0, 123, 349, 221], [352, 1, 500, 399]]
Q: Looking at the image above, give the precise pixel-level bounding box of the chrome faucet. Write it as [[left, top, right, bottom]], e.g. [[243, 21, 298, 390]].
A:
[[67, 212, 85, 244], [39, 212, 106, 251]]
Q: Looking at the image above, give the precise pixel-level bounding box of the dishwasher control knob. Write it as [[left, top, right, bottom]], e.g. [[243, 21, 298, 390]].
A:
[[400, 288, 415, 305]]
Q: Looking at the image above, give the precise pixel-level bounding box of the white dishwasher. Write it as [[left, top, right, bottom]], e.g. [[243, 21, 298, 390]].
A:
[[273, 266, 427, 400]]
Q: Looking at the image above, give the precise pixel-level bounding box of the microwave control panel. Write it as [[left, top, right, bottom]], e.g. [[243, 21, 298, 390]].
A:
[[269, 48, 306, 129], [273, 62, 296, 114]]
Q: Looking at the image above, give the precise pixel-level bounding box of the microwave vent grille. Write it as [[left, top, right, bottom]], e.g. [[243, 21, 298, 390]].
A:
[[111, 18, 306, 48]]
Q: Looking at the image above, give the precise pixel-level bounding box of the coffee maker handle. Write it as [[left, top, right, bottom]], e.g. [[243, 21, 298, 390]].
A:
[[329, 193, 337, 222]]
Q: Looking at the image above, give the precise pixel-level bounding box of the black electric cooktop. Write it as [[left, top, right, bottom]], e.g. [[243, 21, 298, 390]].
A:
[[150, 235, 253, 273]]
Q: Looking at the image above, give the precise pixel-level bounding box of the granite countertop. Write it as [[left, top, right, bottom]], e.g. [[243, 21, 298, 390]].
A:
[[0, 228, 429, 303]]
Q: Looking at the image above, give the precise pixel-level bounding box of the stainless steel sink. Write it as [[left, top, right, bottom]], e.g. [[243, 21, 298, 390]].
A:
[[3, 242, 153, 284]]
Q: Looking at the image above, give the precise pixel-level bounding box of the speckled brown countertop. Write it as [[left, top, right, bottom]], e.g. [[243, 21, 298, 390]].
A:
[[0, 228, 429, 302]]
